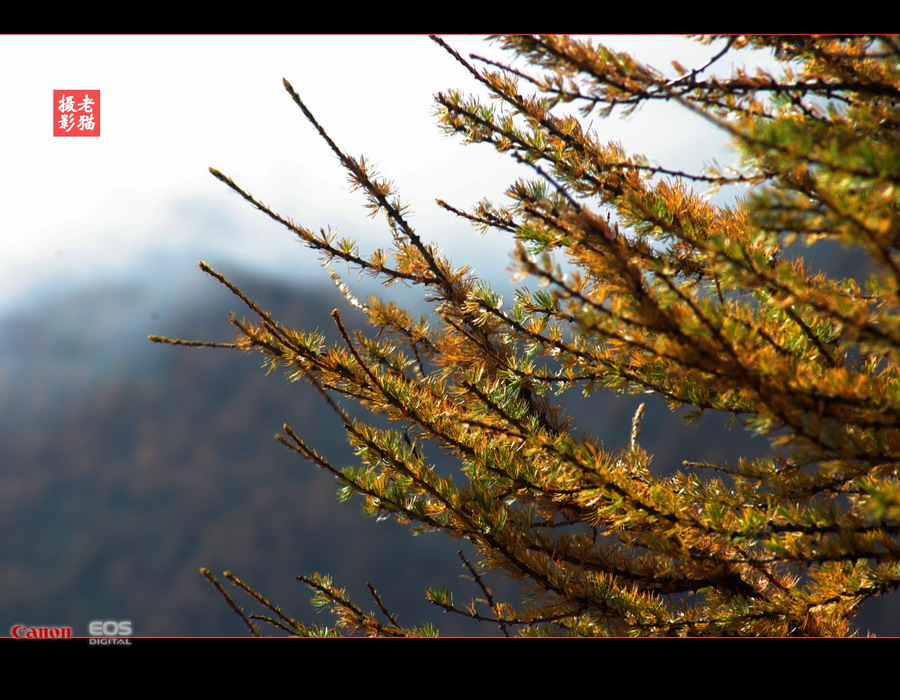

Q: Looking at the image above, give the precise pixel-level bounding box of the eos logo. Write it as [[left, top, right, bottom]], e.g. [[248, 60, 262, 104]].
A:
[[88, 620, 133, 645], [89, 620, 132, 636]]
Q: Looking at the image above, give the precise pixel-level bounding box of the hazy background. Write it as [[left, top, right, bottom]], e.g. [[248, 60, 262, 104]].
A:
[[2, 35, 895, 636]]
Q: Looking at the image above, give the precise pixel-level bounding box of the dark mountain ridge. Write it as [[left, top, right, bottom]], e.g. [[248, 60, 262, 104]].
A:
[[2, 241, 896, 636]]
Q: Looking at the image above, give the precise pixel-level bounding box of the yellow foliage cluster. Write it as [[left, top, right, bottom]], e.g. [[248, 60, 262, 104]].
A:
[[154, 35, 900, 636]]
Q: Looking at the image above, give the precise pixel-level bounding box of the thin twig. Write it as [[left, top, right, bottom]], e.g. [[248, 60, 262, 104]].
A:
[[147, 335, 242, 349], [199, 567, 262, 637], [630, 402, 646, 451], [222, 571, 305, 633], [458, 550, 510, 636], [367, 582, 402, 629]]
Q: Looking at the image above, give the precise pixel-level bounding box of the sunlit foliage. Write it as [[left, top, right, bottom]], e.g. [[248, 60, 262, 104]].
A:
[[153, 35, 900, 636]]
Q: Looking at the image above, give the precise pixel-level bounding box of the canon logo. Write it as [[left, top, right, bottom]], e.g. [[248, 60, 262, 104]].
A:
[[10, 625, 72, 639]]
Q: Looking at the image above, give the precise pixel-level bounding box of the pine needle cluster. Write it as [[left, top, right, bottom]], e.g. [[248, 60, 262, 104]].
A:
[[152, 35, 900, 636]]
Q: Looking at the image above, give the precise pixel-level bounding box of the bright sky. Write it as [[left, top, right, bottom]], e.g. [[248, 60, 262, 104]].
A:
[[0, 35, 774, 311]]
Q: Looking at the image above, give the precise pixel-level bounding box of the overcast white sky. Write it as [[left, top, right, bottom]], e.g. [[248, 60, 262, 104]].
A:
[[0, 35, 776, 312]]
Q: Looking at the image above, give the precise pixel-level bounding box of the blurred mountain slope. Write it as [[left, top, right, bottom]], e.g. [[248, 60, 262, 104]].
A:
[[2, 236, 896, 636]]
